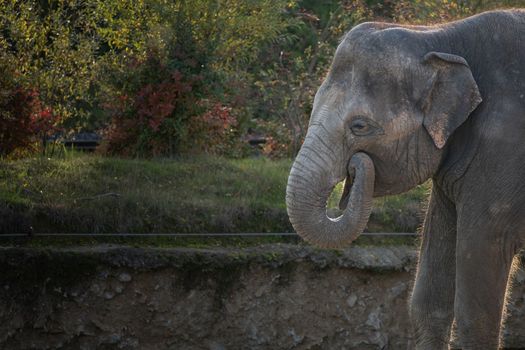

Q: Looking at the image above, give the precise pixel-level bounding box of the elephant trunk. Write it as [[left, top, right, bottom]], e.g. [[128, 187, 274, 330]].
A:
[[286, 146, 375, 249]]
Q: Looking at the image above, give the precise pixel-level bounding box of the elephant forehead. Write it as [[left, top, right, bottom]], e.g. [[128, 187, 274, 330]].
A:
[[328, 58, 408, 97], [332, 28, 418, 81], [316, 70, 408, 117]]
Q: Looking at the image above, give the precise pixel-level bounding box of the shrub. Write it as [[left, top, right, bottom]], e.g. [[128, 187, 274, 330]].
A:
[[100, 50, 203, 157], [253, 119, 293, 159], [0, 58, 59, 158], [188, 100, 247, 156]]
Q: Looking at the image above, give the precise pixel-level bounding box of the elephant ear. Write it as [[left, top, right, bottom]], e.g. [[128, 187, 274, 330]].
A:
[[420, 52, 482, 149]]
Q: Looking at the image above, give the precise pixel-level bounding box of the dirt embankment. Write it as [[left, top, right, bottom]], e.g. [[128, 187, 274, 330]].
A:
[[0, 245, 524, 349]]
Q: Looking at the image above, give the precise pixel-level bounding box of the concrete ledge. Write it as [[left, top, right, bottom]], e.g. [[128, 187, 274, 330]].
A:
[[0, 245, 523, 349]]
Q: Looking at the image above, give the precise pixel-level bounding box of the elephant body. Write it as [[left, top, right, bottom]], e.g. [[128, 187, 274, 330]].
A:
[[286, 10, 525, 350]]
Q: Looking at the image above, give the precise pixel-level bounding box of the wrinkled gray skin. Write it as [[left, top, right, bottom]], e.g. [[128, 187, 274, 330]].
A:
[[286, 10, 525, 350]]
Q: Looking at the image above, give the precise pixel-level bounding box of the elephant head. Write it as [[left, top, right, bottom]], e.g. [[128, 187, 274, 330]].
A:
[[286, 24, 482, 248]]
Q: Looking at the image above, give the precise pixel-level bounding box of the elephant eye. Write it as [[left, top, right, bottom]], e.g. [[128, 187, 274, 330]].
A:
[[350, 117, 382, 136]]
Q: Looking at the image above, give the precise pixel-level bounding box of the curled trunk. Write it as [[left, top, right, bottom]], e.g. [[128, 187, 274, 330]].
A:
[[286, 152, 375, 249]]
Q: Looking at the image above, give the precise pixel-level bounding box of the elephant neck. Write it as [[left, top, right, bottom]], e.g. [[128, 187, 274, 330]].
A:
[[432, 120, 479, 202]]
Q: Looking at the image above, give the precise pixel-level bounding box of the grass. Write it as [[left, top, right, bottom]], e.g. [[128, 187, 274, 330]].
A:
[[0, 153, 430, 238], [0, 154, 292, 234], [0, 234, 419, 248]]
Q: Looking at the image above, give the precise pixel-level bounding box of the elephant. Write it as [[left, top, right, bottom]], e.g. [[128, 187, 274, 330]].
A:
[[285, 9, 525, 350]]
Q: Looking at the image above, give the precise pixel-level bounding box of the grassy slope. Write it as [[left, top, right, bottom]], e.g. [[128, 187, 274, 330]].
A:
[[0, 154, 429, 234]]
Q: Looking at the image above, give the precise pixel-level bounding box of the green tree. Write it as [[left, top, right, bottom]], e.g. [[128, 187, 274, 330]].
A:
[[0, 0, 153, 130]]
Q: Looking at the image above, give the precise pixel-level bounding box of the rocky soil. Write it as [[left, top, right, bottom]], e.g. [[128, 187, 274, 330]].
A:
[[0, 244, 524, 349]]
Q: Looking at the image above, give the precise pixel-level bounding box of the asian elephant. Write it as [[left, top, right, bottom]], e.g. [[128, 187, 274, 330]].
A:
[[285, 10, 525, 350]]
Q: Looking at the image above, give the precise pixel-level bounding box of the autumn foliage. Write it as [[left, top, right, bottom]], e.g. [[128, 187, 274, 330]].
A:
[[102, 58, 243, 157], [101, 51, 203, 156], [0, 61, 59, 158], [189, 101, 239, 155]]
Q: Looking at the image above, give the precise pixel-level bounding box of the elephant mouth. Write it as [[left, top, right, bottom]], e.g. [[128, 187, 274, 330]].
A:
[[338, 167, 355, 211]]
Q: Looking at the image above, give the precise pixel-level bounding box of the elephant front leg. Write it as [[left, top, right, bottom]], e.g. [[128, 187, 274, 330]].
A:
[[410, 184, 456, 350], [454, 223, 516, 350]]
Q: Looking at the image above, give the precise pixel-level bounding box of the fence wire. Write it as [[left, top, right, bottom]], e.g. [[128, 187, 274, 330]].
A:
[[0, 232, 419, 238]]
